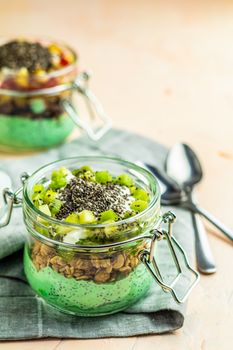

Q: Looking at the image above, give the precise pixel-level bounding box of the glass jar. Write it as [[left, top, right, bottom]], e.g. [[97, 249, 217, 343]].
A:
[[0, 38, 111, 151], [0, 156, 199, 316]]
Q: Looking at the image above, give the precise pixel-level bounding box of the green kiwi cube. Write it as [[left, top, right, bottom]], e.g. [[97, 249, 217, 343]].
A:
[[95, 171, 112, 184], [130, 200, 148, 212], [115, 173, 134, 187]]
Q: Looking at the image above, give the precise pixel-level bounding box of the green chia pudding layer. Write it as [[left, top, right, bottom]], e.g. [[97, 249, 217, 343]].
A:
[[24, 245, 153, 316], [24, 164, 159, 315], [0, 113, 74, 149]]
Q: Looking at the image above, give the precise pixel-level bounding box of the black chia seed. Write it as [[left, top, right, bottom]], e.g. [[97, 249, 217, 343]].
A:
[[56, 177, 132, 220], [0, 40, 52, 72]]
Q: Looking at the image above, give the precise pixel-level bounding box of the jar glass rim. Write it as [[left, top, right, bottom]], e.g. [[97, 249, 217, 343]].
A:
[[0, 81, 74, 97], [24, 155, 160, 230]]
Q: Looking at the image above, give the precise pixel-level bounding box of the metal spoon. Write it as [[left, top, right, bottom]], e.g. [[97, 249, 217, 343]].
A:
[[165, 144, 233, 242], [165, 144, 217, 274], [141, 161, 216, 274]]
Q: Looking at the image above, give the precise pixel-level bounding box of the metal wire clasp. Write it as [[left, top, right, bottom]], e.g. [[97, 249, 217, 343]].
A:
[[0, 172, 29, 228], [139, 211, 199, 303], [62, 71, 112, 141]]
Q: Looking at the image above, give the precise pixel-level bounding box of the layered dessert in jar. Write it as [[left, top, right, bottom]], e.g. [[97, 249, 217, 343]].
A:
[[0, 38, 77, 150], [24, 162, 160, 316]]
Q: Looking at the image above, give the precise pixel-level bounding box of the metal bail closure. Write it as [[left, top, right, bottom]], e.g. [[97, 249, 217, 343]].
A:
[[62, 71, 112, 141], [139, 211, 199, 303], [0, 172, 29, 228]]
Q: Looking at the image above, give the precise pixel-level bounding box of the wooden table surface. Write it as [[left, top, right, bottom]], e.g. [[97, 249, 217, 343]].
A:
[[0, 0, 233, 349]]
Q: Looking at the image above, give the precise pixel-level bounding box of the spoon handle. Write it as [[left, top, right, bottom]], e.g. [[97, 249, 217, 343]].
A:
[[188, 203, 233, 242], [191, 212, 216, 274]]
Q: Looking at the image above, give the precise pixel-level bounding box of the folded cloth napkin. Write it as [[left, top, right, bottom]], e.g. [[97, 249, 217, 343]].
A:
[[0, 129, 195, 340]]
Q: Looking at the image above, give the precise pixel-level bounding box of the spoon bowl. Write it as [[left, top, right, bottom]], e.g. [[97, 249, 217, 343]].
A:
[[136, 162, 186, 205], [165, 144, 203, 191]]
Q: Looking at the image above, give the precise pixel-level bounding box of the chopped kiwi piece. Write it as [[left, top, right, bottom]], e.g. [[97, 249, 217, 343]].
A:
[[53, 224, 74, 236], [72, 169, 79, 176], [72, 166, 95, 182], [99, 209, 119, 223], [104, 223, 118, 237], [115, 173, 134, 187], [95, 170, 112, 184], [72, 166, 96, 181], [78, 210, 96, 224], [55, 225, 73, 236], [39, 204, 51, 216], [54, 214, 80, 236], [79, 171, 96, 182], [32, 193, 44, 208], [36, 206, 52, 228], [133, 188, 149, 201], [130, 200, 148, 212], [52, 167, 68, 179], [50, 177, 67, 189], [51, 170, 60, 180], [33, 183, 46, 195], [72, 165, 93, 175], [65, 213, 80, 224], [124, 210, 136, 219], [129, 185, 137, 194], [50, 167, 68, 189], [49, 199, 62, 216], [34, 223, 50, 237], [80, 165, 93, 172], [44, 189, 57, 204], [58, 167, 69, 177]]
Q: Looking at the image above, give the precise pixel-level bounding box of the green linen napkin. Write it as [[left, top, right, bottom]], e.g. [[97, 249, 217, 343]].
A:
[[0, 129, 195, 339]]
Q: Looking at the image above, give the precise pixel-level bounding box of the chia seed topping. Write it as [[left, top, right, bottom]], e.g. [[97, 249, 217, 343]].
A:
[[0, 40, 52, 72], [56, 177, 133, 220]]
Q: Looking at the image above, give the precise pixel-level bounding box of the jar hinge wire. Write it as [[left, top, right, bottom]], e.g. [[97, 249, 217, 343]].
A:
[[62, 71, 112, 141], [139, 211, 199, 303], [0, 172, 30, 228]]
